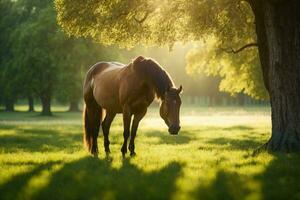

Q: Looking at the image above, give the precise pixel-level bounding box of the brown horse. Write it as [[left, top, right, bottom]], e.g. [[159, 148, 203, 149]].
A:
[[83, 56, 182, 157]]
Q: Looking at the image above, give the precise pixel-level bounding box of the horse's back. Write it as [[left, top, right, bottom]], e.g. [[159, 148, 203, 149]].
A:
[[90, 62, 126, 112], [84, 62, 125, 88], [85, 60, 155, 113], [88, 61, 124, 76], [84, 62, 108, 95]]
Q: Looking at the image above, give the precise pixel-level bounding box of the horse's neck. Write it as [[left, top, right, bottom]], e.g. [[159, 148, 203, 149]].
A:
[[145, 65, 173, 100]]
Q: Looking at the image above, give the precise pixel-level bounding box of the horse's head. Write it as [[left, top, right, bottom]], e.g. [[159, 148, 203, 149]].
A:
[[160, 85, 182, 135]]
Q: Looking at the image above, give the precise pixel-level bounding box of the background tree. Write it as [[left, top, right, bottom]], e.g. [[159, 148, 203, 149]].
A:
[[12, 0, 67, 115], [55, 0, 300, 152], [0, 0, 23, 111], [0, 0, 122, 114], [186, 37, 267, 100], [0, 0, 50, 112], [55, 38, 118, 112]]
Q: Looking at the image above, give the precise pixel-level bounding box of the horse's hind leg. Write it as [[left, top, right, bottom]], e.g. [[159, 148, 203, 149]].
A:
[[129, 109, 147, 156], [102, 111, 116, 155]]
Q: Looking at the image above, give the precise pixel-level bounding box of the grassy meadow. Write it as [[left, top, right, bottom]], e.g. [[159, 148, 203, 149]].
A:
[[0, 106, 300, 200]]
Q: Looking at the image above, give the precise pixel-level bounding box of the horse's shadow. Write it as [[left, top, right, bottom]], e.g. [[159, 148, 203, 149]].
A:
[[0, 157, 182, 200]]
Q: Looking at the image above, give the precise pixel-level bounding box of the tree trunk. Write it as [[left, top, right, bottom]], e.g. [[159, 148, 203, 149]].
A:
[[68, 100, 80, 112], [28, 96, 34, 112], [237, 93, 245, 107], [40, 95, 52, 116], [251, 0, 300, 152], [215, 95, 222, 106], [5, 99, 14, 112]]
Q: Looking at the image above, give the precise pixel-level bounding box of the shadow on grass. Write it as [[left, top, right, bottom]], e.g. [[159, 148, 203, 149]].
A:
[[222, 125, 254, 131], [192, 154, 300, 200], [0, 157, 182, 200], [0, 125, 82, 153], [257, 153, 300, 200], [0, 125, 16, 130], [145, 130, 192, 144], [0, 161, 62, 200], [0, 111, 83, 123], [200, 125, 264, 151], [143, 125, 261, 147], [193, 170, 251, 200], [206, 137, 262, 151]]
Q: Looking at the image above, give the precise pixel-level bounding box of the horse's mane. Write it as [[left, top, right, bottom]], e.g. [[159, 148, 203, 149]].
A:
[[132, 56, 174, 99]]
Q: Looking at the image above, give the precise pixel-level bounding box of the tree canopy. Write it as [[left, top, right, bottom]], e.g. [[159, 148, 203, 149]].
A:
[[55, 0, 266, 99]]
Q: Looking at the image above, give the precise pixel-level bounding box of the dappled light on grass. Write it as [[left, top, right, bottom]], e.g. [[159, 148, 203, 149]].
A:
[[0, 107, 299, 200]]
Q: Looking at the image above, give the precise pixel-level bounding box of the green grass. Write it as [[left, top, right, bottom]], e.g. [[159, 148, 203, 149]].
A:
[[0, 106, 300, 200]]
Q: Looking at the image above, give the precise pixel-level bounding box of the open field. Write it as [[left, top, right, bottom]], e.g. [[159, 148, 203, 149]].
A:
[[0, 106, 300, 200]]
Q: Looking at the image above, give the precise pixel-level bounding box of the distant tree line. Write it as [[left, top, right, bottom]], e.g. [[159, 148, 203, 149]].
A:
[[0, 0, 117, 115]]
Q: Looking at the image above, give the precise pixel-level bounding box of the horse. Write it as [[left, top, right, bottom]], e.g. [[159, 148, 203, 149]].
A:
[[83, 56, 182, 157]]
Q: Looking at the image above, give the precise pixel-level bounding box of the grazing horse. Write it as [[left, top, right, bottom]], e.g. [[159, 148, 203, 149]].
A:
[[83, 56, 182, 157]]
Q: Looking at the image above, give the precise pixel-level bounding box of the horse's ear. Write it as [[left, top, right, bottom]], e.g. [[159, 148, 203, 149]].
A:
[[177, 85, 183, 94], [133, 56, 145, 64]]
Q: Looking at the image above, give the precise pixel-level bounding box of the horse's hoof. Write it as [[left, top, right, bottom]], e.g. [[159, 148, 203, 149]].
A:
[[130, 152, 136, 157]]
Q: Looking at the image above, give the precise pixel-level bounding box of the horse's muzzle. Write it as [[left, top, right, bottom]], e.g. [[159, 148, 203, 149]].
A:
[[168, 126, 181, 135]]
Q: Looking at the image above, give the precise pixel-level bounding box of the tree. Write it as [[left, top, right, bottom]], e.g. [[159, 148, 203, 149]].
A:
[[1, 0, 119, 115], [185, 37, 267, 100], [12, 0, 67, 115], [0, 0, 22, 112], [55, 0, 300, 152], [54, 37, 119, 112]]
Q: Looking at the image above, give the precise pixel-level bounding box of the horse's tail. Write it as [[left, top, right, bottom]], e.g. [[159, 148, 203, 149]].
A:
[[83, 64, 103, 157], [83, 102, 102, 156]]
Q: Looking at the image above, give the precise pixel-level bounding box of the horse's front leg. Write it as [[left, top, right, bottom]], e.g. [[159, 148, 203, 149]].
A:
[[121, 105, 132, 157], [129, 109, 147, 156]]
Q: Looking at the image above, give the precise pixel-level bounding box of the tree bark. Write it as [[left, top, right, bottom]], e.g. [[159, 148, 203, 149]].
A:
[[5, 99, 14, 112], [250, 0, 300, 152], [40, 95, 52, 116], [28, 96, 34, 112], [68, 100, 80, 112]]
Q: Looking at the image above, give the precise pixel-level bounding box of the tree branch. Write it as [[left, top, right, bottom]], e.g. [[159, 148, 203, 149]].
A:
[[134, 10, 150, 24], [220, 42, 258, 54]]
